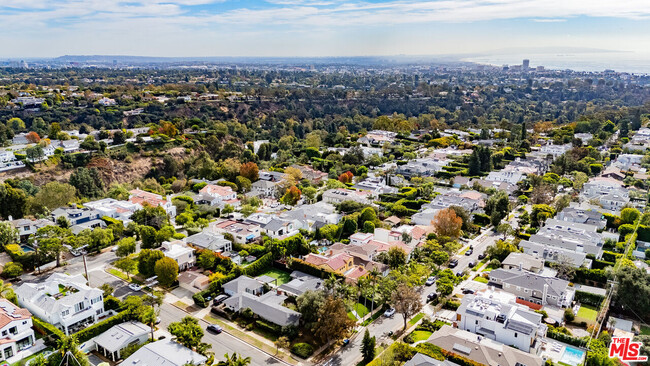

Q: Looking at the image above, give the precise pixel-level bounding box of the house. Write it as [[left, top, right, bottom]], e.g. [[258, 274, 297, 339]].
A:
[[10, 218, 54, 241], [278, 271, 323, 297], [0, 149, 25, 172], [258, 170, 287, 182], [485, 171, 525, 185], [354, 176, 398, 195], [94, 321, 150, 361], [121, 339, 207, 366], [279, 202, 341, 232], [488, 268, 575, 307], [403, 353, 460, 366], [222, 276, 301, 327], [358, 130, 396, 145], [519, 240, 587, 268], [396, 158, 450, 177], [128, 189, 176, 217], [98, 97, 116, 106], [501, 253, 544, 273], [185, 231, 232, 253], [556, 206, 606, 229], [574, 133, 593, 144], [250, 180, 278, 198], [56, 140, 81, 153], [51, 206, 102, 226], [15, 273, 105, 334], [303, 252, 356, 274], [383, 216, 401, 227], [601, 166, 625, 181], [11, 134, 29, 145], [290, 164, 328, 184], [0, 299, 35, 361], [197, 184, 239, 208], [209, 220, 261, 244], [533, 219, 603, 258], [322, 188, 372, 205], [84, 198, 141, 223], [456, 289, 547, 353], [350, 232, 373, 246], [426, 325, 543, 366], [159, 240, 195, 271], [539, 143, 572, 158], [263, 218, 298, 239]]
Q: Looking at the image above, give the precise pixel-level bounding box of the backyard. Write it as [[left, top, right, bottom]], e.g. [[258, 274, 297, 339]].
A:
[[348, 302, 370, 320], [576, 305, 598, 322], [260, 268, 292, 285]]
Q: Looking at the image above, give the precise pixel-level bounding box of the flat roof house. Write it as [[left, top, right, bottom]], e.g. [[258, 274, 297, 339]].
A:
[[121, 339, 207, 366], [94, 321, 150, 361]]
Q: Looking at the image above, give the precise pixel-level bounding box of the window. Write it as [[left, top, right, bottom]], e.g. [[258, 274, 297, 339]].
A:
[[524, 289, 528, 293], [96, 309, 103, 315], [61, 310, 69, 317], [1, 331, 6, 337], [514, 332, 518, 338], [475, 320, 479, 325], [91, 296, 102, 305], [9, 327, 16, 335], [74, 302, 85, 313], [4, 348, 12, 359]]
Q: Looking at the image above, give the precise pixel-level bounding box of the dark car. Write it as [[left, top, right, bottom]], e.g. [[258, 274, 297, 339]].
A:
[[449, 259, 459, 268], [465, 248, 473, 256], [427, 293, 438, 302], [468, 261, 476, 268], [207, 324, 223, 334], [462, 288, 474, 294], [213, 294, 229, 305], [478, 253, 486, 260], [455, 272, 463, 277]]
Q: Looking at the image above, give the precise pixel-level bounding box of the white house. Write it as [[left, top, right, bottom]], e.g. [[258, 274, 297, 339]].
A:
[[128, 189, 176, 217], [322, 188, 372, 205], [485, 171, 525, 185], [0, 299, 35, 362], [15, 273, 105, 334], [84, 198, 141, 223], [197, 184, 239, 207], [159, 240, 195, 271], [98, 97, 116, 106], [94, 321, 150, 361], [539, 143, 572, 158], [457, 289, 547, 353], [250, 180, 278, 198], [121, 339, 207, 366]]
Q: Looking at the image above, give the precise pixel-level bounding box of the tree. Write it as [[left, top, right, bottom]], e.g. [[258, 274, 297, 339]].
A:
[[555, 255, 576, 281], [99, 283, 114, 298], [168, 316, 204, 350], [30, 182, 77, 214], [114, 257, 137, 279], [239, 162, 259, 181], [142, 291, 164, 341], [25, 145, 44, 163], [138, 249, 165, 277], [0, 222, 18, 247], [51, 335, 90, 366], [436, 277, 454, 297], [155, 257, 179, 287], [338, 171, 354, 184], [621, 207, 641, 225], [485, 240, 518, 262], [284, 166, 303, 182], [275, 336, 289, 355], [496, 223, 512, 240], [49, 122, 62, 139], [314, 296, 354, 344], [361, 329, 376, 363], [69, 167, 105, 198], [32, 225, 70, 267], [468, 149, 481, 176], [387, 247, 407, 269], [392, 283, 423, 330], [296, 290, 326, 328], [116, 237, 136, 257], [7, 118, 25, 131], [1, 262, 22, 278], [280, 186, 301, 206], [302, 186, 317, 203], [131, 206, 169, 230], [432, 208, 462, 238], [430, 250, 449, 267], [217, 353, 251, 366], [485, 191, 509, 226], [139, 225, 157, 249], [0, 184, 27, 220], [25, 131, 40, 143]]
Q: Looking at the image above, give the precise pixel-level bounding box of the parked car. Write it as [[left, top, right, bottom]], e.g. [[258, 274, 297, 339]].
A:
[[207, 324, 222, 334], [425, 276, 436, 286], [384, 308, 396, 317], [478, 253, 486, 260], [455, 272, 463, 277], [213, 294, 229, 305], [427, 293, 438, 302], [342, 339, 350, 346], [468, 261, 476, 268], [449, 259, 459, 268], [204, 295, 213, 302], [462, 288, 474, 294], [128, 284, 142, 291], [155, 317, 161, 324], [465, 249, 473, 256]]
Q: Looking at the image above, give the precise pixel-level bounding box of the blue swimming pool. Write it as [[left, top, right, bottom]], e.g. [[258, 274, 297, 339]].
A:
[[20, 244, 35, 253], [560, 346, 585, 366]]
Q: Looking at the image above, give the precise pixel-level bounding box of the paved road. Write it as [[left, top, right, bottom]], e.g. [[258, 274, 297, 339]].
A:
[[158, 303, 289, 366]]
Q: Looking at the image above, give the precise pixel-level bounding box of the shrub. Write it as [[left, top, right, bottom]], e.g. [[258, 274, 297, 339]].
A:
[[564, 308, 575, 322], [192, 293, 207, 308], [5, 244, 24, 261], [1, 262, 22, 278], [575, 291, 605, 307], [291, 343, 314, 358], [75, 311, 131, 342], [242, 252, 273, 277], [32, 317, 64, 346]]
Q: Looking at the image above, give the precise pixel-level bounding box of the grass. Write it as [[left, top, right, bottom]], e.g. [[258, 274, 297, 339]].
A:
[[174, 301, 191, 310], [408, 313, 424, 326], [11, 348, 53, 366], [352, 303, 370, 318], [459, 247, 469, 255], [260, 268, 292, 286], [640, 325, 650, 335], [577, 304, 599, 322], [108, 267, 142, 284], [409, 330, 433, 342], [361, 308, 384, 326], [473, 276, 488, 284]]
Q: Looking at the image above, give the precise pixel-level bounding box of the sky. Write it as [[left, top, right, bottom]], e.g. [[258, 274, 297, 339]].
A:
[[2, 0, 650, 59]]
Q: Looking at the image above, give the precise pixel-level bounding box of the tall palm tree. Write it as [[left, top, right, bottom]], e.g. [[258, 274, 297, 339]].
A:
[[217, 353, 251, 366], [369, 268, 380, 315]]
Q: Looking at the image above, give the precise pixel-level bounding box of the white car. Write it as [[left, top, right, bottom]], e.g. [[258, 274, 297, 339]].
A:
[[128, 283, 142, 291], [384, 308, 396, 317]]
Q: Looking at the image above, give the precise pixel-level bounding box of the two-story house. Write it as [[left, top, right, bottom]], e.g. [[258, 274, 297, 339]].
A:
[[197, 184, 239, 208], [0, 300, 35, 362], [159, 240, 195, 271], [128, 189, 176, 217], [488, 268, 575, 308], [15, 273, 104, 334]]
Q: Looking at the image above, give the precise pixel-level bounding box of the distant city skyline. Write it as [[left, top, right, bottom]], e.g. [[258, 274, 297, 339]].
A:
[[2, 0, 650, 63]]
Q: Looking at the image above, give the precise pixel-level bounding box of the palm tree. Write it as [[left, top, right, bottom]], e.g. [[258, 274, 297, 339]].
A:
[[369, 268, 380, 315], [217, 353, 251, 366], [142, 291, 163, 340]]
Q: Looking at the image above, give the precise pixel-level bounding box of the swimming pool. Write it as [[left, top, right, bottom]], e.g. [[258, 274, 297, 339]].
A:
[[20, 244, 35, 253], [560, 346, 585, 366]]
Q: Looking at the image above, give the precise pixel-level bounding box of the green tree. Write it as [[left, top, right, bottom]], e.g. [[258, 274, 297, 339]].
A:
[[387, 247, 407, 269], [131, 206, 169, 230], [621, 207, 641, 225], [486, 240, 519, 262], [29, 182, 77, 214], [32, 225, 70, 267], [69, 167, 105, 198], [0, 184, 28, 220], [137, 249, 164, 277], [485, 191, 509, 226], [361, 329, 376, 363], [217, 353, 252, 366], [314, 296, 355, 344], [392, 283, 423, 330], [0, 222, 18, 247], [139, 225, 157, 248], [1, 262, 22, 278], [7, 118, 25, 131], [155, 257, 179, 287], [116, 237, 136, 257], [168, 316, 204, 350], [114, 257, 137, 279]]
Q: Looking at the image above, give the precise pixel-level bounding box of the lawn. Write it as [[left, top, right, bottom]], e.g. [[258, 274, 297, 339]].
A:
[[641, 325, 650, 335], [473, 276, 488, 283], [577, 304, 598, 321], [408, 313, 425, 326], [409, 330, 433, 342], [260, 268, 292, 285]]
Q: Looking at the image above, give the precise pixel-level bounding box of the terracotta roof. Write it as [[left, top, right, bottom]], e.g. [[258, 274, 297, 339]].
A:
[[200, 184, 235, 197]]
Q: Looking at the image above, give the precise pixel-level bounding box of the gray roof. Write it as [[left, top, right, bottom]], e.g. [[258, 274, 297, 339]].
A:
[[264, 218, 290, 232], [489, 268, 570, 297], [404, 353, 460, 366], [95, 321, 149, 353], [501, 252, 544, 271], [222, 275, 263, 294], [252, 180, 277, 188], [224, 291, 301, 327], [121, 339, 206, 366], [186, 231, 230, 251], [278, 273, 322, 296]]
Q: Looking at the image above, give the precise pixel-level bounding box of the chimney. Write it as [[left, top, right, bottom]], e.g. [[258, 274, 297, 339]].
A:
[[543, 284, 548, 303], [519, 263, 522, 271]]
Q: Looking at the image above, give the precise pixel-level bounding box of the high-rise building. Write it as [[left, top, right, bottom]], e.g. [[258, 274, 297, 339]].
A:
[[522, 59, 530, 70]]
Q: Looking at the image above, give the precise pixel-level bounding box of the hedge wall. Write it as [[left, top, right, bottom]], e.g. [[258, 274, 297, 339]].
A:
[[289, 258, 344, 280], [242, 252, 273, 277], [32, 317, 65, 346], [575, 291, 606, 308], [591, 259, 615, 270], [75, 311, 132, 343], [601, 251, 623, 263], [547, 329, 587, 348]]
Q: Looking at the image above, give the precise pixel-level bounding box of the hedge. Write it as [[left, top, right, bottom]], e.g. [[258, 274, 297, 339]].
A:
[[193, 273, 237, 305], [75, 311, 131, 343], [575, 291, 605, 307], [242, 252, 273, 277], [472, 213, 490, 226], [591, 259, 615, 270], [32, 317, 65, 346], [573, 267, 609, 286], [601, 251, 623, 263], [289, 258, 344, 280], [255, 319, 282, 335], [547, 329, 587, 348], [291, 343, 314, 358], [193, 293, 207, 308]]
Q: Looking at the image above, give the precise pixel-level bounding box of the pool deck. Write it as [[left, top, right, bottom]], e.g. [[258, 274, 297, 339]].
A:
[[538, 338, 586, 366]]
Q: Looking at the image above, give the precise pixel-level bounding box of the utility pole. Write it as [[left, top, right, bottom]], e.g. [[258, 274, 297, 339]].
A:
[[82, 254, 89, 281]]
